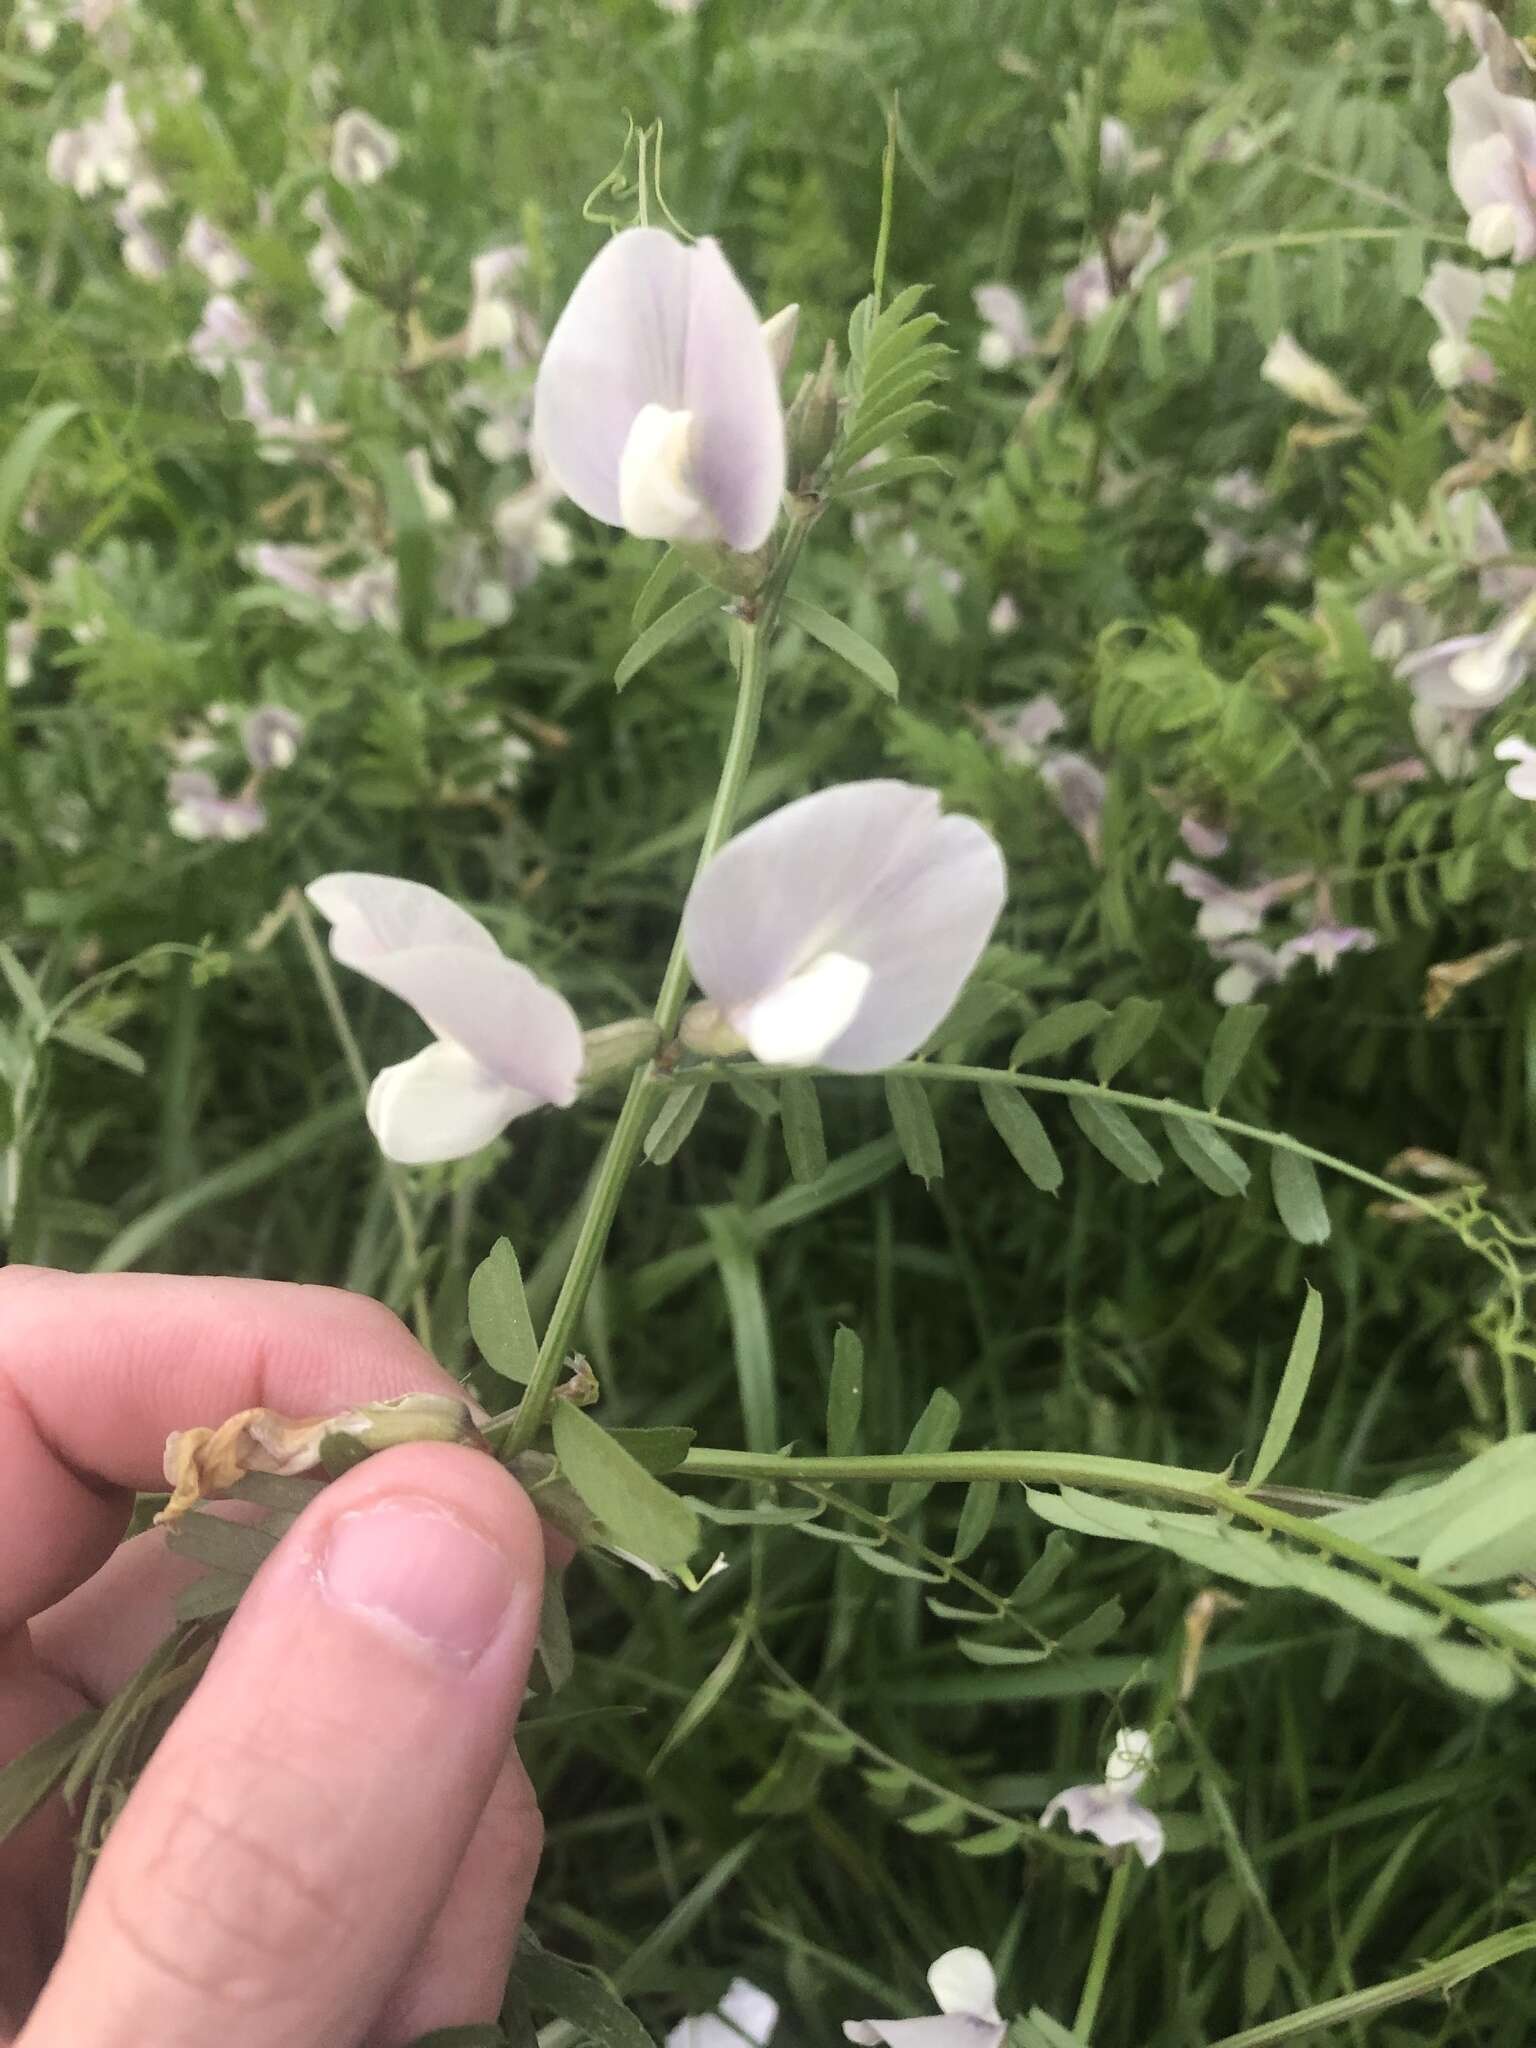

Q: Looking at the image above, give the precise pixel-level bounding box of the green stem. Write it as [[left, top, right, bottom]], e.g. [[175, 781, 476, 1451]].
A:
[[1202, 1918, 1536, 2047], [1072, 1856, 1134, 2038], [291, 893, 433, 1351], [502, 596, 778, 1455]]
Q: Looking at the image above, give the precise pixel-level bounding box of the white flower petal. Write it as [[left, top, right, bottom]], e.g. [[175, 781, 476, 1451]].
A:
[[683, 781, 1006, 1074], [307, 871, 502, 967], [534, 228, 785, 550], [842, 2021, 1002, 2048], [734, 952, 873, 1066], [1041, 1784, 1165, 1867], [666, 1981, 778, 2048], [927, 1948, 1000, 2024], [366, 1041, 534, 1164]]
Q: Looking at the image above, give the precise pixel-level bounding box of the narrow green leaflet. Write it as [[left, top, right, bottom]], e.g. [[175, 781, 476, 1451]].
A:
[[1271, 1149, 1331, 1244], [1249, 1284, 1323, 1487], [650, 1623, 753, 1771], [1009, 1000, 1109, 1067], [614, 584, 719, 690], [1204, 1003, 1267, 1110], [781, 594, 899, 698], [957, 1637, 1050, 1667], [631, 544, 683, 629], [604, 1425, 696, 1476], [1069, 1096, 1161, 1184], [1092, 997, 1162, 1084], [828, 1324, 864, 1454], [952, 1478, 1000, 1562], [467, 1237, 539, 1384], [515, 1935, 654, 2048], [885, 1073, 944, 1184], [981, 1083, 1063, 1193], [1163, 1114, 1250, 1197], [536, 1569, 574, 1693], [0, 402, 80, 549], [0, 1709, 100, 1848], [780, 1074, 828, 1184], [644, 1080, 709, 1164], [888, 1387, 962, 1518], [551, 1401, 700, 1572]]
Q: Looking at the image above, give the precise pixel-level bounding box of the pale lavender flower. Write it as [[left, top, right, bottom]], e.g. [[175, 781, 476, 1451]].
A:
[[1447, 56, 1536, 259], [1260, 332, 1365, 417], [844, 1948, 1005, 2048], [1495, 734, 1536, 797], [182, 213, 249, 290], [1166, 859, 1301, 941], [681, 781, 1006, 1071], [1281, 923, 1378, 974], [1449, 487, 1536, 607], [1178, 815, 1229, 859], [167, 769, 266, 844], [973, 283, 1032, 369], [1421, 259, 1513, 386], [1396, 597, 1536, 712], [1211, 939, 1295, 1007], [666, 1980, 779, 2048], [46, 81, 143, 198], [1355, 586, 1439, 665], [242, 705, 303, 773], [493, 477, 574, 586], [7, 619, 37, 689], [114, 199, 169, 281], [243, 542, 399, 632], [306, 873, 584, 1164], [978, 694, 1066, 765], [1039, 750, 1108, 862], [304, 193, 357, 329], [987, 593, 1020, 636], [533, 228, 786, 551], [1063, 215, 1187, 330], [330, 107, 400, 187], [1196, 470, 1312, 581], [1042, 1727, 1164, 1867], [1099, 116, 1134, 173], [1412, 699, 1484, 779], [188, 293, 264, 376]]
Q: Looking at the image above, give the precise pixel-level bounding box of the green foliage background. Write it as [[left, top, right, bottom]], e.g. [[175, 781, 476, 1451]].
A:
[[7, 0, 1536, 2040]]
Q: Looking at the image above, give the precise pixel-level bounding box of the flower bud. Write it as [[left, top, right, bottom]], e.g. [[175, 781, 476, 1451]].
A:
[[674, 538, 776, 599], [580, 1017, 664, 1086], [784, 341, 840, 488], [679, 999, 749, 1058]]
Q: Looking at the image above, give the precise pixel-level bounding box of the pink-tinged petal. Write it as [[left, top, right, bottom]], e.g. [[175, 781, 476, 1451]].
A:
[[1041, 1785, 1165, 1866], [927, 1949, 999, 2024], [1179, 816, 1229, 859], [307, 871, 502, 967], [533, 228, 784, 550], [1039, 751, 1107, 862], [350, 943, 583, 1106], [366, 1042, 535, 1164], [683, 781, 1006, 1074], [842, 2020, 1003, 2048]]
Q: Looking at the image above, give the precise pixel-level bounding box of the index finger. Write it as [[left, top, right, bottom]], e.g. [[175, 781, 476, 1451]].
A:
[[0, 1267, 461, 1630]]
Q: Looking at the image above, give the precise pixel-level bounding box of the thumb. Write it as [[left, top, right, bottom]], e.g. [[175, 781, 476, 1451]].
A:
[[21, 1442, 545, 2048]]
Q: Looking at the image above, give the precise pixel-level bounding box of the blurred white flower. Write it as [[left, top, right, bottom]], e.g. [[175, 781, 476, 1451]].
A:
[[1178, 815, 1229, 859], [1495, 733, 1536, 797], [1448, 486, 1536, 607], [7, 619, 37, 689], [987, 593, 1020, 636], [405, 447, 455, 525], [18, 0, 60, 52], [533, 227, 786, 551], [844, 1947, 1005, 2048], [46, 81, 143, 197], [654, 0, 704, 13], [243, 542, 400, 632], [979, 693, 1066, 765], [494, 477, 574, 584], [306, 873, 584, 1164], [330, 107, 400, 187], [1282, 923, 1378, 973], [1099, 115, 1134, 172], [182, 213, 249, 290], [113, 199, 169, 280], [242, 705, 303, 773], [1038, 749, 1108, 862], [464, 244, 537, 359], [1421, 258, 1513, 386], [1063, 214, 1188, 330], [1211, 938, 1293, 1006], [973, 283, 1032, 369], [1260, 332, 1365, 418], [1396, 595, 1536, 712], [1197, 470, 1313, 582], [1447, 55, 1536, 259], [681, 781, 1006, 1071], [1043, 1727, 1164, 1866], [304, 193, 357, 329], [167, 769, 266, 843], [188, 292, 264, 376], [1166, 859, 1301, 941], [666, 1980, 778, 2048]]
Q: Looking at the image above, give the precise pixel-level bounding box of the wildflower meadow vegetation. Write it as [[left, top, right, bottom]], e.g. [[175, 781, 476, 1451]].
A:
[[9, 0, 1536, 2040]]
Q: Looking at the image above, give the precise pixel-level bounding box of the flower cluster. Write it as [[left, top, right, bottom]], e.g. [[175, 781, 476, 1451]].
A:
[[166, 705, 304, 844]]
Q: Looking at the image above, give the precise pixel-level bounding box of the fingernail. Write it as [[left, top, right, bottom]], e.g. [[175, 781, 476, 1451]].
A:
[[318, 1497, 515, 1664]]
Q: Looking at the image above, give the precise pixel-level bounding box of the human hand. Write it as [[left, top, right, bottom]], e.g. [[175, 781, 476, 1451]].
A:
[[0, 1265, 546, 2048]]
